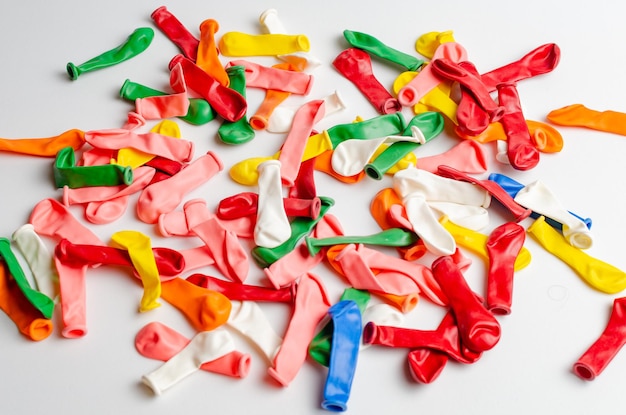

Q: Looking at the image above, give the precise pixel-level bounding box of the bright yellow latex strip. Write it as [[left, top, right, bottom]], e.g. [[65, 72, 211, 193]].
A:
[[112, 119, 181, 169], [415, 30, 455, 59], [110, 230, 162, 312], [218, 32, 310, 57], [440, 216, 531, 271], [393, 71, 457, 123], [455, 120, 563, 153], [527, 215, 626, 294]]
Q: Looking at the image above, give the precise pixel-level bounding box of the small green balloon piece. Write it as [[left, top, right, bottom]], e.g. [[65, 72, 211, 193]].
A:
[[305, 227, 419, 256], [66, 27, 154, 80], [54, 146, 133, 188], [0, 238, 54, 319]]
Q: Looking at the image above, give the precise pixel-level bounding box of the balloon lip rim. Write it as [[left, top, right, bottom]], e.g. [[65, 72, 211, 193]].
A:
[[66, 62, 80, 80]]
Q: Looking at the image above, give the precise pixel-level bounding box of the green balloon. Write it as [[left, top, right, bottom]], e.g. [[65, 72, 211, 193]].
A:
[[251, 196, 334, 268], [326, 112, 407, 149], [66, 27, 154, 80], [343, 30, 425, 72], [0, 238, 54, 319], [54, 146, 133, 188], [364, 111, 445, 179], [304, 228, 419, 256]]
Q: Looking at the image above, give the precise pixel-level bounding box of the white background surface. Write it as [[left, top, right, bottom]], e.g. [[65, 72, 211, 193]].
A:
[[1, 1, 626, 414]]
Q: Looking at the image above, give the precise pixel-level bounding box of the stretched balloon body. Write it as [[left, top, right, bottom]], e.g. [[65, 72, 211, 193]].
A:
[[197, 19, 230, 87], [305, 228, 419, 256], [333, 47, 402, 114], [219, 32, 310, 57], [54, 147, 133, 189], [343, 29, 424, 71], [547, 104, 626, 136], [67, 27, 154, 80], [151, 6, 199, 60], [169, 54, 247, 123], [0, 129, 85, 157], [321, 300, 362, 412]]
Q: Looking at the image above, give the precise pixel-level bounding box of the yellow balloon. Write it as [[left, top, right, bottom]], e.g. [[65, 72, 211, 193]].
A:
[[110, 230, 162, 312], [415, 30, 455, 59], [218, 32, 310, 57], [229, 154, 277, 186], [527, 216, 626, 294]]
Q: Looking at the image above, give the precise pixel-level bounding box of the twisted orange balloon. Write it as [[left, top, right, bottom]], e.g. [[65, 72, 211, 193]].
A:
[[0, 129, 85, 157]]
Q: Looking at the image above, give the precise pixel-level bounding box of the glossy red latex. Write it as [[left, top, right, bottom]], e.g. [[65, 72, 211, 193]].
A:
[[454, 61, 491, 135], [169, 54, 247, 122], [456, 43, 561, 134], [145, 156, 184, 177], [407, 348, 449, 384], [573, 297, 626, 380], [288, 157, 317, 200], [54, 238, 184, 278], [185, 273, 295, 304], [430, 58, 504, 123], [485, 222, 526, 315], [480, 43, 561, 91], [217, 192, 321, 220], [431, 255, 501, 352], [497, 83, 540, 170], [151, 6, 199, 60], [362, 311, 482, 364], [333, 48, 402, 114]]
